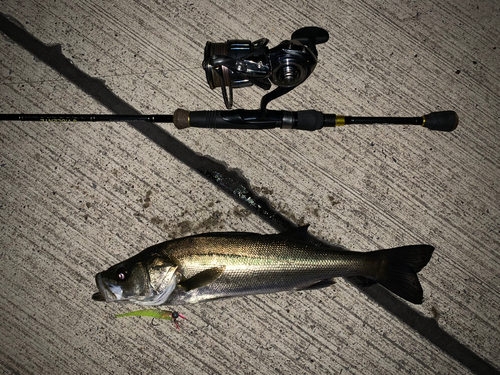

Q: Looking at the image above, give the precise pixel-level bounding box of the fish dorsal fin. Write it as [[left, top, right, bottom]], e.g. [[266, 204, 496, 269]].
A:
[[279, 225, 310, 241], [189, 232, 262, 239], [279, 225, 351, 251], [179, 266, 226, 292]]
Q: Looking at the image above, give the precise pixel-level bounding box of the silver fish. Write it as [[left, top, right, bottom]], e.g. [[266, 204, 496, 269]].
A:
[[92, 226, 434, 306]]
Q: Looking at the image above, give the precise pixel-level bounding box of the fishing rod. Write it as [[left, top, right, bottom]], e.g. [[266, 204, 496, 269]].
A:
[[0, 27, 458, 132]]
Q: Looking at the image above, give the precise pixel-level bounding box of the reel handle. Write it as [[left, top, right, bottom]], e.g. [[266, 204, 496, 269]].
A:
[[173, 109, 458, 132], [291, 27, 329, 55]]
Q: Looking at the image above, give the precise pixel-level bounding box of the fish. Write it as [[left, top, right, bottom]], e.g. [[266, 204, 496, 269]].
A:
[[92, 226, 434, 306]]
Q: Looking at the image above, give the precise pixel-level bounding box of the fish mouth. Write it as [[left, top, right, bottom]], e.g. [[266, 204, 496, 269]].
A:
[[93, 273, 113, 302]]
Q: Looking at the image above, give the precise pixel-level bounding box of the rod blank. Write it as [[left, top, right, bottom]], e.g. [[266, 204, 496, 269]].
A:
[[0, 114, 173, 123], [0, 110, 458, 132]]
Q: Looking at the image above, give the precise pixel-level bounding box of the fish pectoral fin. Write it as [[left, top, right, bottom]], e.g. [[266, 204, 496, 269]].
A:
[[295, 278, 336, 291], [179, 266, 226, 292]]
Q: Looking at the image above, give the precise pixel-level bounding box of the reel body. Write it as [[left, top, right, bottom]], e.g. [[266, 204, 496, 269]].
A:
[[203, 27, 329, 109]]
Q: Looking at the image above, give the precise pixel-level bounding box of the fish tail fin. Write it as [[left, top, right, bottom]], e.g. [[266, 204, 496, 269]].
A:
[[374, 245, 434, 304]]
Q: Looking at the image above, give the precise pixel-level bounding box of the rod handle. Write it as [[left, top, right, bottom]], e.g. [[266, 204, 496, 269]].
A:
[[423, 111, 459, 132], [173, 109, 325, 130]]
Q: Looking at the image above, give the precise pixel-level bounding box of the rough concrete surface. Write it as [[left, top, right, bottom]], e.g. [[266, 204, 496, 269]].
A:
[[0, 0, 499, 374]]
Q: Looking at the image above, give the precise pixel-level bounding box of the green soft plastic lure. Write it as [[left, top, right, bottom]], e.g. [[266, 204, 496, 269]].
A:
[[116, 309, 186, 329]]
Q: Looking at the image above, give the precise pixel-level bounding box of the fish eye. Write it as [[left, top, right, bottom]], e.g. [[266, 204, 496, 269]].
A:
[[115, 267, 128, 281]]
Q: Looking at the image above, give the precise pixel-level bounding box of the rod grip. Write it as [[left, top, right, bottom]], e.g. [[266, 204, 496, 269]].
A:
[[423, 111, 459, 132], [173, 109, 285, 130]]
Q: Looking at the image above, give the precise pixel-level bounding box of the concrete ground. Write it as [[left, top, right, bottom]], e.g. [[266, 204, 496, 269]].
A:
[[0, 0, 499, 374]]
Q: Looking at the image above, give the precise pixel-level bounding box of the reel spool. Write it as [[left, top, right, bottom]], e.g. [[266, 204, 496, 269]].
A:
[[203, 27, 329, 109]]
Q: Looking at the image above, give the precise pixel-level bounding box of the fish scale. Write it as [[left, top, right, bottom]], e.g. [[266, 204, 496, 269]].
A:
[[93, 227, 434, 306]]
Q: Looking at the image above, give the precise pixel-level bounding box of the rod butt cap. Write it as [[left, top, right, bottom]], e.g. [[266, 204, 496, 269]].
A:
[[423, 111, 459, 132]]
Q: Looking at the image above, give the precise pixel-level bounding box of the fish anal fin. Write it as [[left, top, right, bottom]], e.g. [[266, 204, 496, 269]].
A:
[[296, 278, 336, 291], [346, 276, 377, 287], [179, 266, 226, 292]]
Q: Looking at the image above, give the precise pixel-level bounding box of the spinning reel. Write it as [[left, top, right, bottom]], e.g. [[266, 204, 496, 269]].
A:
[[0, 26, 458, 132], [203, 27, 328, 110]]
